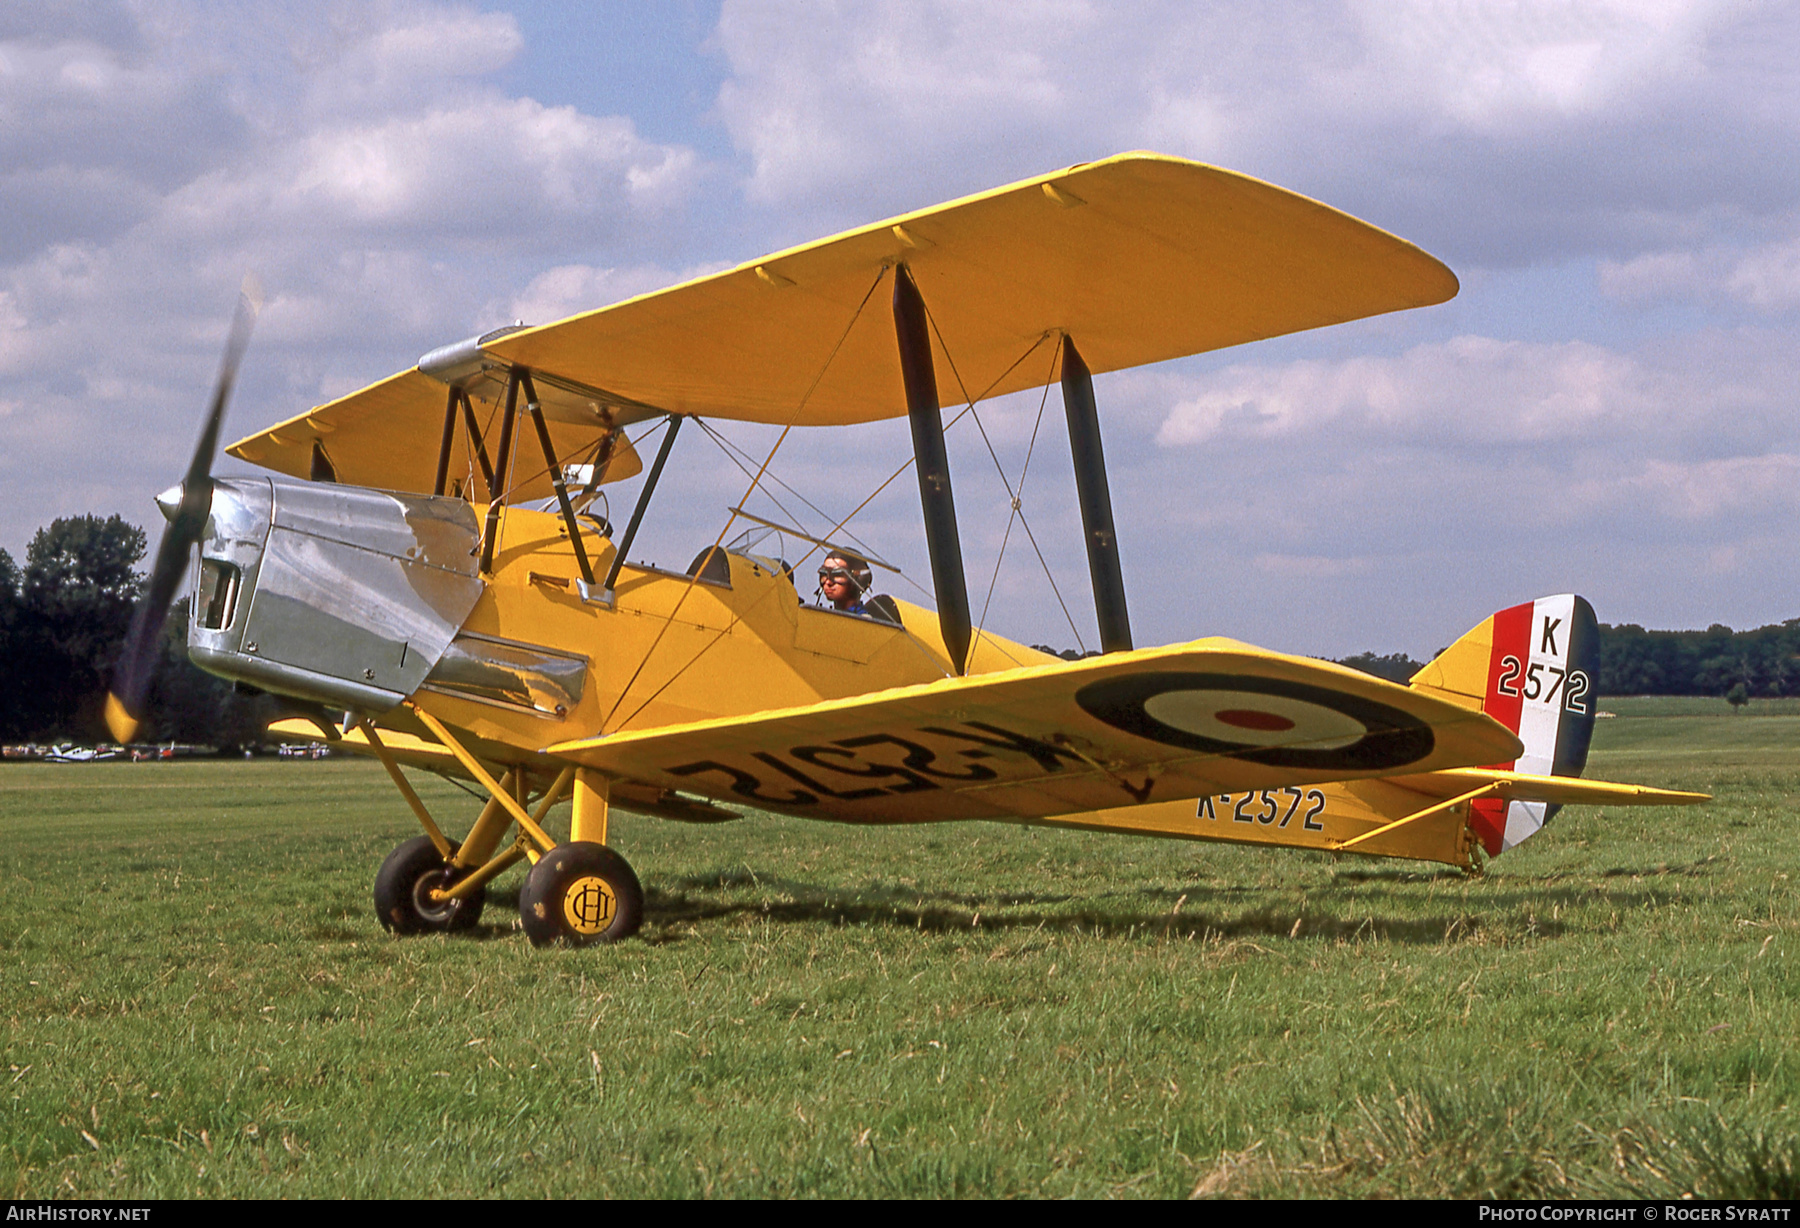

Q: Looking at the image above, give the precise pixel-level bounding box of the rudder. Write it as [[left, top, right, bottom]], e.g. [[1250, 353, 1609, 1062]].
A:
[[1410, 594, 1600, 855]]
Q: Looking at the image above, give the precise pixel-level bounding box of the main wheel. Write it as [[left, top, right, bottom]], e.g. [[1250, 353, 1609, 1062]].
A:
[[374, 835, 486, 934], [519, 842, 643, 947]]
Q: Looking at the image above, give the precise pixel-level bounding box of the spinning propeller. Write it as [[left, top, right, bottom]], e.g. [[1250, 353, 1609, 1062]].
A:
[[105, 278, 262, 743]]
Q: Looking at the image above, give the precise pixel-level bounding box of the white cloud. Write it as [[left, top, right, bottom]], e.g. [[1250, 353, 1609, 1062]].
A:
[[1571, 453, 1800, 522], [304, 8, 524, 113], [1597, 248, 1710, 302], [1727, 236, 1800, 310], [500, 261, 732, 328], [1155, 336, 1649, 447], [1344, 0, 1717, 129], [0, 1, 709, 561], [262, 99, 696, 236], [1601, 232, 1800, 311], [713, 0, 1793, 266]]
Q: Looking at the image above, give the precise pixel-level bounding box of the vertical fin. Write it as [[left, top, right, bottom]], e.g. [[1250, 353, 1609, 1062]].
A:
[[1412, 595, 1599, 855]]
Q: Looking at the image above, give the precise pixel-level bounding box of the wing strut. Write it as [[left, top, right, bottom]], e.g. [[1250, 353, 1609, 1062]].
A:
[[519, 370, 598, 589], [893, 264, 972, 674], [1061, 338, 1132, 652], [478, 369, 523, 574], [433, 386, 459, 496], [603, 414, 684, 599]]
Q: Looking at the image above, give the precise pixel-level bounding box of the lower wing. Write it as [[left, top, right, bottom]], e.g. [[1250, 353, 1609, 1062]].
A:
[[546, 638, 1525, 825]]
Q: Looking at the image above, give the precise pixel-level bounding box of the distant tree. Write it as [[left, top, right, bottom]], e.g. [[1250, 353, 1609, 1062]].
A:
[[1333, 651, 1427, 684], [14, 515, 146, 740], [1030, 645, 1099, 661], [0, 549, 22, 738], [1598, 620, 1800, 698], [1727, 681, 1750, 711], [0, 513, 284, 747]]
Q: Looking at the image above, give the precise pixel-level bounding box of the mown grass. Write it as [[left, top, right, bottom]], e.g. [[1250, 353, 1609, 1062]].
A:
[[1, 700, 1797, 1198], [1602, 694, 1800, 718]]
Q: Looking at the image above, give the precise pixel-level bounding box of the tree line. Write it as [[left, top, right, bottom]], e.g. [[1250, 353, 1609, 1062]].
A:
[[3, 513, 1794, 743], [1338, 624, 1800, 698], [0, 515, 273, 746]]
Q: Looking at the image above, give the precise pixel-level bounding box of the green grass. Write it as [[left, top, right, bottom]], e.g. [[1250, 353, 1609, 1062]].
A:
[[1601, 694, 1800, 718], [2, 697, 1797, 1198]]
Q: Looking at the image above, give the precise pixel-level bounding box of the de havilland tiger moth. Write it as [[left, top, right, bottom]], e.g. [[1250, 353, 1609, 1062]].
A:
[[105, 152, 1705, 946]]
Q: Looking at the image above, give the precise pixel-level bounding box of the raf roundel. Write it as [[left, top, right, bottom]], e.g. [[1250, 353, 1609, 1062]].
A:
[[1074, 672, 1436, 771]]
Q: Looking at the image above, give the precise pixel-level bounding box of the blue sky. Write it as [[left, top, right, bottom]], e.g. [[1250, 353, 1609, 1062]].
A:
[[3, 1, 1798, 658]]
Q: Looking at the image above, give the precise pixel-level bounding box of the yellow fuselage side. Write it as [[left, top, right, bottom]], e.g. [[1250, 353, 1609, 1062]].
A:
[[1040, 782, 1475, 869], [408, 507, 1051, 760]]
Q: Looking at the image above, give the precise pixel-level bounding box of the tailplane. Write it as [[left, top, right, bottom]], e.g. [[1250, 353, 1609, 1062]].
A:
[[1410, 594, 1601, 855]]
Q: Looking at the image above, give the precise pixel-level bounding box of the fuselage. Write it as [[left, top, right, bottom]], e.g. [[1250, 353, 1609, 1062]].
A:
[[186, 476, 1504, 870], [187, 475, 1053, 768]]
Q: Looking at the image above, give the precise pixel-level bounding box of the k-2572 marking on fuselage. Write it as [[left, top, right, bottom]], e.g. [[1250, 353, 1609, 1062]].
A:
[[1198, 788, 1328, 831]]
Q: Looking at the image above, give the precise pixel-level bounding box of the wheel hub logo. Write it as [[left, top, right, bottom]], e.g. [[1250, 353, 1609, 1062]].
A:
[[564, 875, 616, 934]]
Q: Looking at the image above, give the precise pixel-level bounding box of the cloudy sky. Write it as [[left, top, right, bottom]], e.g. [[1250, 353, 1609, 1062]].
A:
[[4, 0, 1797, 659]]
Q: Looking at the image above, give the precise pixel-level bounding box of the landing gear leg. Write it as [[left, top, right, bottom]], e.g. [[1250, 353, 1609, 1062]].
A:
[[387, 707, 647, 946], [520, 770, 641, 945]]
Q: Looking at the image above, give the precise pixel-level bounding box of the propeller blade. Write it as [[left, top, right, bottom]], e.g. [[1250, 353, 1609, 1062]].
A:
[[106, 278, 262, 743]]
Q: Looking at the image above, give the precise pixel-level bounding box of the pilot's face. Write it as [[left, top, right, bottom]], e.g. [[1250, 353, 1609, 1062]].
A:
[[819, 562, 857, 607]]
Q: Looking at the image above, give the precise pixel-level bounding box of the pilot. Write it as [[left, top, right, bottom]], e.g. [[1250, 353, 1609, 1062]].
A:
[[818, 552, 874, 614]]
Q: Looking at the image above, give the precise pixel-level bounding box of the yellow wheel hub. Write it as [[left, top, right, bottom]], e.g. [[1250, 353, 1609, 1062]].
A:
[[562, 874, 617, 935]]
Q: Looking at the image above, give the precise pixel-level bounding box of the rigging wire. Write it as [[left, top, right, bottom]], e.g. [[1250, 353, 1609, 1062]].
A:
[[975, 335, 1064, 645], [691, 417, 936, 603], [709, 329, 1056, 585], [602, 265, 893, 733], [442, 774, 486, 803], [921, 304, 1088, 655], [605, 331, 1061, 732], [510, 415, 670, 517]]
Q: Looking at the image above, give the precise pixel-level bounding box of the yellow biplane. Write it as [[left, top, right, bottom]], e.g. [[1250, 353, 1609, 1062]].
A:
[[107, 152, 1703, 945]]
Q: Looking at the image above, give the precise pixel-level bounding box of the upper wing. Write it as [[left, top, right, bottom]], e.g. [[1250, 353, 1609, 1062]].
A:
[[226, 367, 644, 500], [547, 639, 1520, 825], [486, 153, 1455, 425], [228, 152, 1458, 485]]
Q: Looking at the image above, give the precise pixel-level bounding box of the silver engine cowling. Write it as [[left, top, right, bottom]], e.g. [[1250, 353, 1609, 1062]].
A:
[[187, 477, 485, 712]]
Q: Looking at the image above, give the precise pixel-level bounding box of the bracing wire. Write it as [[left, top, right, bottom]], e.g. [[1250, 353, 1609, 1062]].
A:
[[921, 304, 1088, 655], [509, 414, 670, 515], [976, 335, 1065, 643], [692, 417, 936, 603], [606, 331, 1062, 732], [790, 331, 1057, 567], [602, 265, 892, 733]]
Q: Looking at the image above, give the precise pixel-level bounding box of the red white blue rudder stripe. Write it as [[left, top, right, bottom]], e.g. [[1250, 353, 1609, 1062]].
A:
[[1413, 594, 1600, 857]]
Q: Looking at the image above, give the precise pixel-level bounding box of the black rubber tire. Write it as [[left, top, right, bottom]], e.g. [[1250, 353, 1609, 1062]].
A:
[[373, 835, 486, 935], [519, 842, 643, 947]]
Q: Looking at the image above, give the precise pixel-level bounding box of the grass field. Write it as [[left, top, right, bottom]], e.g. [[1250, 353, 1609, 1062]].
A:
[[3, 699, 1798, 1198]]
